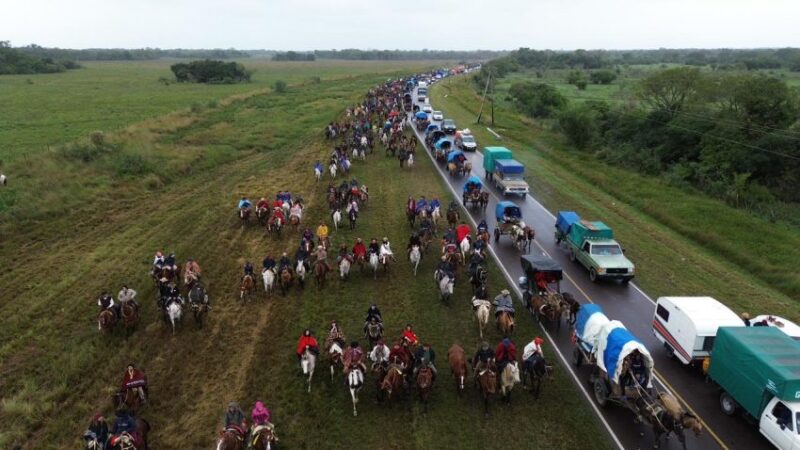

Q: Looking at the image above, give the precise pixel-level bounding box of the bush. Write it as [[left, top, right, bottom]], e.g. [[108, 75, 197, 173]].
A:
[[589, 70, 617, 85], [273, 80, 287, 93], [89, 131, 106, 148], [508, 81, 566, 118], [111, 153, 153, 177], [576, 80, 588, 90], [557, 104, 599, 149], [170, 59, 250, 84]]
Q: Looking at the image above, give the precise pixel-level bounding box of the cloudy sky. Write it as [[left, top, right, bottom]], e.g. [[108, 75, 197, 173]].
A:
[[3, 0, 799, 50]]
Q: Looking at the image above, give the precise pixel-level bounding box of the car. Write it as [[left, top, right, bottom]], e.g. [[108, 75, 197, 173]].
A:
[[750, 315, 800, 340], [422, 104, 433, 114], [442, 119, 457, 134], [457, 133, 477, 151], [432, 110, 444, 121]]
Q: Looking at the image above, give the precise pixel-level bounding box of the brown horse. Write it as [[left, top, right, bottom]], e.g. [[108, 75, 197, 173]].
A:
[[416, 366, 434, 412], [250, 425, 277, 450], [217, 429, 244, 450], [530, 294, 563, 331], [476, 366, 497, 417], [240, 274, 255, 302], [380, 364, 405, 403], [120, 303, 138, 336], [290, 215, 301, 232], [256, 207, 269, 226], [112, 388, 142, 413], [406, 207, 416, 228], [561, 292, 580, 325], [109, 418, 150, 450], [279, 267, 293, 296], [314, 262, 329, 288], [497, 311, 515, 337], [447, 209, 459, 229], [447, 344, 468, 395], [98, 309, 116, 334], [643, 393, 703, 450], [239, 208, 251, 227]]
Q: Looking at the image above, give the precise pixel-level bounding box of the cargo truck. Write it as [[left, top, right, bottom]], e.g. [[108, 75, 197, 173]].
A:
[[493, 159, 529, 197], [708, 327, 800, 449], [565, 220, 634, 284], [482, 146, 512, 182]]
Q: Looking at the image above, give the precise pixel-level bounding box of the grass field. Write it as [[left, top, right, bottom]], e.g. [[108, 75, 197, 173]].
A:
[[0, 62, 607, 449], [431, 76, 800, 321]]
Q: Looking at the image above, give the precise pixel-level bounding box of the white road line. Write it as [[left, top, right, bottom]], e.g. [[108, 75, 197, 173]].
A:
[[410, 123, 626, 450]]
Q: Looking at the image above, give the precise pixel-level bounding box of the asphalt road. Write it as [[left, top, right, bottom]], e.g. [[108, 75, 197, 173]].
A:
[[410, 86, 772, 450]]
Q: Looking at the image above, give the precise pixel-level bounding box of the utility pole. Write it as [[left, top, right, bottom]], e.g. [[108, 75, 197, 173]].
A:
[[476, 72, 491, 124]]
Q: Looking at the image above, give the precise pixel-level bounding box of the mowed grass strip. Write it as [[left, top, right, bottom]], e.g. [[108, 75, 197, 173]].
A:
[[431, 76, 799, 320], [0, 69, 607, 449]]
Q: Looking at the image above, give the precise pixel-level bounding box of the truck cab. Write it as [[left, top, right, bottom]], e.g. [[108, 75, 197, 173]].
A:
[[570, 237, 634, 283], [760, 397, 800, 450]]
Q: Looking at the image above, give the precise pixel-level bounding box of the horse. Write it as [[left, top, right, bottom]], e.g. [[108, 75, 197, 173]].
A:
[[530, 294, 562, 331], [437, 273, 454, 304], [249, 424, 277, 450], [406, 207, 416, 228], [110, 418, 150, 450], [473, 298, 491, 339], [459, 236, 471, 261], [112, 387, 146, 413], [279, 267, 293, 296], [289, 214, 300, 232], [267, 214, 282, 236], [328, 341, 344, 381], [0, 173, 6, 186], [256, 207, 270, 226], [562, 292, 580, 325], [332, 209, 342, 231], [239, 208, 251, 228], [329, 162, 337, 179], [476, 366, 497, 417], [369, 252, 380, 279], [98, 309, 116, 334], [444, 250, 463, 269], [447, 209, 459, 229], [301, 347, 316, 393], [409, 245, 421, 276], [497, 311, 515, 337], [120, 303, 138, 336], [644, 393, 704, 450], [365, 321, 382, 348], [262, 268, 276, 296], [380, 364, 405, 403], [476, 229, 490, 249], [314, 262, 329, 288], [447, 344, 468, 395], [522, 353, 549, 399], [407, 153, 414, 168], [348, 367, 364, 417], [216, 428, 244, 450], [338, 257, 351, 281], [295, 260, 306, 289], [240, 274, 255, 302], [314, 166, 322, 181], [479, 192, 489, 210], [166, 300, 182, 335], [500, 361, 521, 403], [416, 365, 434, 412], [470, 265, 488, 294], [431, 206, 441, 230]]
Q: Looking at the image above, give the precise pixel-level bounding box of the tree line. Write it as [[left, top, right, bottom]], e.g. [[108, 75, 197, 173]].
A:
[[313, 49, 505, 61], [17, 44, 250, 61], [0, 41, 80, 74], [272, 51, 315, 61], [497, 66, 800, 216]]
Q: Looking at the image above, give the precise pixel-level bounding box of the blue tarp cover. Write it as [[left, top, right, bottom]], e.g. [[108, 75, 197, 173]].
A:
[[603, 327, 641, 382], [447, 150, 465, 163], [576, 304, 604, 339], [556, 211, 581, 236], [415, 111, 428, 120], [495, 201, 521, 221], [463, 175, 482, 192], [494, 159, 525, 174], [435, 138, 451, 150]]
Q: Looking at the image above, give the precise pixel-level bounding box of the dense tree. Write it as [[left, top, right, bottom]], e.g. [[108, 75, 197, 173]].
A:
[[638, 67, 706, 115], [170, 60, 250, 84], [0, 41, 79, 75], [273, 51, 315, 61], [508, 81, 566, 118], [557, 104, 599, 148], [589, 70, 617, 85]]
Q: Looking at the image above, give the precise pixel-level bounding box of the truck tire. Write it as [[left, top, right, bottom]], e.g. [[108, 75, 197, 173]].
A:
[[719, 392, 737, 416], [593, 378, 608, 408], [569, 249, 576, 262], [664, 343, 675, 359], [589, 268, 599, 283], [621, 278, 630, 286], [573, 348, 583, 367], [493, 228, 500, 243]]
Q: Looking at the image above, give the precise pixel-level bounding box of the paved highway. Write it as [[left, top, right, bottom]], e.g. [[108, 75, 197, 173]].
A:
[[410, 85, 771, 450]]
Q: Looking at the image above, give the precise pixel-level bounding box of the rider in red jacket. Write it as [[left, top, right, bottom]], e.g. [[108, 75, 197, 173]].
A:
[[296, 329, 319, 359], [352, 238, 367, 259], [495, 338, 517, 372]]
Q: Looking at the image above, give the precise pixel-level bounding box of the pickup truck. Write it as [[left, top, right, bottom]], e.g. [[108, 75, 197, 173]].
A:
[[417, 87, 428, 103], [565, 220, 634, 284], [493, 159, 530, 197], [709, 327, 800, 450]]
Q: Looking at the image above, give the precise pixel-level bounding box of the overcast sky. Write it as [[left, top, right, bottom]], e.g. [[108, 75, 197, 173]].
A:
[[3, 0, 799, 50]]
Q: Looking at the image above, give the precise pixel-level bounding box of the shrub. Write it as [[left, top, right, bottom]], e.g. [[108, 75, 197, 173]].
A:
[[111, 153, 153, 177], [170, 59, 250, 84], [508, 81, 566, 118], [274, 80, 287, 93], [557, 104, 599, 149], [89, 131, 106, 148], [575, 79, 588, 90], [589, 70, 617, 85]]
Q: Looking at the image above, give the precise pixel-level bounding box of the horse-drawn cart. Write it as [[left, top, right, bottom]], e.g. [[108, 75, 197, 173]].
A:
[[426, 130, 446, 151], [415, 111, 430, 131], [493, 201, 533, 252], [519, 255, 575, 329], [434, 138, 452, 163], [447, 150, 471, 177], [462, 175, 487, 209]]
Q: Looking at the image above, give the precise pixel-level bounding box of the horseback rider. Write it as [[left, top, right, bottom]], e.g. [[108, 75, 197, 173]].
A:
[[98, 291, 117, 320], [626, 350, 649, 389], [301, 227, 315, 244], [430, 197, 441, 213], [389, 342, 410, 369], [120, 364, 147, 404], [163, 252, 178, 272], [248, 401, 274, 449], [256, 197, 269, 214], [83, 412, 109, 449], [238, 197, 252, 216], [343, 341, 367, 375], [414, 343, 437, 380], [314, 160, 323, 173], [290, 202, 303, 220], [313, 245, 332, 272], [336, 243, 353, 264], [473, 341, 496, 378], [401, 324, 419, 348], [416, 195, 428, 214], [316, 222, 329, 246], [270, 206, 286, 225], [221, 401, 247, 439], [110, 409, 138, 443], [184, 258, 202, 284], [118, 285, 139, 311], [242, 261, 255, 280], [406, 196, 416, 213], [165, 282, 183, 308], [370, 339, 391, 365], [419, 214, 432, 235], [523, 337, 545, 373], [468, 251, 485, 279], [278, 252, 292, 273], [262, 254, 276, 273], [365, 304, 383, 324], [379, 237, 395, 263], [271, 195, 283, 210], [352, 238, 367, 261], [436, 256, 455, 281], [456, 222, 471, 246], [296, 329, 320, 359], [326, 320, 346, 349], [368, 238, 381, 256], [443, 227, 457, 245], [495, 338, 517, 373], [407, 232, 421, 256], [448, 200, 459, 213], [152, 251, 165, 270], [477, 219, 488, 234], [493, 289, 515, 319]]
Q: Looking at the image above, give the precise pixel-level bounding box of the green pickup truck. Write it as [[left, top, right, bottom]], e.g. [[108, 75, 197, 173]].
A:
[[565, 220, 635, 284]]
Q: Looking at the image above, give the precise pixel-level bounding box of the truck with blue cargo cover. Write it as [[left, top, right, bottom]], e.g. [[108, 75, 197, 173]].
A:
[[493, 159, 529, 197]]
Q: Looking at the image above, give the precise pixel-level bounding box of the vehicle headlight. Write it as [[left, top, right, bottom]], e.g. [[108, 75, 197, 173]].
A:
[[597, 268, 606, 274], [629, 267, 635, 274]]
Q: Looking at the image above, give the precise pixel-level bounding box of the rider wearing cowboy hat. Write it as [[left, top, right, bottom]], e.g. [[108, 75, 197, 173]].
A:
[[493, 289, 515, 319]]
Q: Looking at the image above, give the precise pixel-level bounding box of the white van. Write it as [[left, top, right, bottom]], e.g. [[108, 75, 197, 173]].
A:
[[652, 296, 744, 365], [418, 81, 428, 88]]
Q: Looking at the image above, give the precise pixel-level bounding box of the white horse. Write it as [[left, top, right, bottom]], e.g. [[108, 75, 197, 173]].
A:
[[431, 206, 441, 228], [295, 260, 307, 287], [407, 153, 414, 168], [332, 209, 342, 231], [437, 273, 454, 303], [301, 348, 316, 393], [167, 301, 182, 335], [473, 298, 491, 339], [262, 268, 276, 296], [314, 166, 322, 181], [500, 361, 521, 401], [381, 133, 388, 146], [348, 368, 364, 417], [369, 252, 379, 280], [0, 174, 6, 186], [329, 341, 344, 380], [409, 245, 421, 276], [460, 237, 471, 261], [329, 162, 337, 179], [339, 257, 350, 280]]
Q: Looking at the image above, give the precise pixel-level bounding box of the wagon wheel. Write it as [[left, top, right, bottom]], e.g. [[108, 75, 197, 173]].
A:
[[493, 228, 500, 243]]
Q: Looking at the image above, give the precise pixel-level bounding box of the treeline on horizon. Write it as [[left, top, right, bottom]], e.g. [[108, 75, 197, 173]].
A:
[[16, 44, 251, 61], [477, 48, 800, 220], [0, 41, 80, 74]]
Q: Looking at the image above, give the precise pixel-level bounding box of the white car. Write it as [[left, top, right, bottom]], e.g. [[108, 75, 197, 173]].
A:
[[432, 110, 444, 121], [422, 104, 433, 114], [750, 315, 800, 340]]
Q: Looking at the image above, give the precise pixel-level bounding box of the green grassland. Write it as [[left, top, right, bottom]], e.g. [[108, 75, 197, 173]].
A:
[[431, 76, 800, 321], [0, 62, 607, 449]]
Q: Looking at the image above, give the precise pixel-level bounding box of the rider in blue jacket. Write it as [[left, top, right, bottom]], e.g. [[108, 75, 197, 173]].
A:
[[238, 197, 252, 209]]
